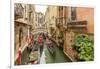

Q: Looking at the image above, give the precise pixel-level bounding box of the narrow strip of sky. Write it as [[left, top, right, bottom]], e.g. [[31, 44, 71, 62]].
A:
[[35, 5, 48, 14]]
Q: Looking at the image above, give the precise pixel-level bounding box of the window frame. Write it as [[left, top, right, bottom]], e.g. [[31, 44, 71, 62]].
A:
[[71, 7, 77, 20]]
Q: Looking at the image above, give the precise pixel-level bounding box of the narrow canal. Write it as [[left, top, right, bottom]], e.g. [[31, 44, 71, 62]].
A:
[[15, 32, 71, 65]]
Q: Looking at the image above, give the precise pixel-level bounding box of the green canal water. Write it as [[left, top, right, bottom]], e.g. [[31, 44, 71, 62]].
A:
[[15, 45, 71, 65]]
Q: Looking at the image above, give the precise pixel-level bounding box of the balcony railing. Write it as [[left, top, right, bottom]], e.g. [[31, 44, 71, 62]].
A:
[[67, 20, 88, 33], [56, 17, 67, 28], [56, 17, 88, 33]]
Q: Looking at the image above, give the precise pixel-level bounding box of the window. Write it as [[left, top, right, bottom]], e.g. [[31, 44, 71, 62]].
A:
[[71, 7, 77, 20], [61, 6, 63, 11]]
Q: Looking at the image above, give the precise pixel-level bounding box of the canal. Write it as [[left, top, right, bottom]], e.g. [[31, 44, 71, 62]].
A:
[[15, 32, 71, 65]]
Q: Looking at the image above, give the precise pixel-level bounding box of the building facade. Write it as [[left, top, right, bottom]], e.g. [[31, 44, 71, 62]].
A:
[[45, 6, 58, 38], [14, 3, 35, 63], [34, 12, 45, 30], [63, 7, 94, 61]]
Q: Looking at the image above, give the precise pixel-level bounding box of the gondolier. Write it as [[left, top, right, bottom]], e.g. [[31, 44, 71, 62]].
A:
[[38, 35, 43, 57], [26, 32, 34, 53]]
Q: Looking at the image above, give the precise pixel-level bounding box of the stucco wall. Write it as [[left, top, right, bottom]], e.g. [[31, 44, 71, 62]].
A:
[[77, 7, 94, 33]]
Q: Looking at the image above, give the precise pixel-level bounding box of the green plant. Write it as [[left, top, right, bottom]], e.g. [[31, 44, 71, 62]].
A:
[[74, 34, 94, 61], [58, 31, 64, 38]]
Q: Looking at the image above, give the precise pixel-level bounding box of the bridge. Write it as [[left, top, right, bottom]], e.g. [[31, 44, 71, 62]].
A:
[[32, 28, 48, 35]]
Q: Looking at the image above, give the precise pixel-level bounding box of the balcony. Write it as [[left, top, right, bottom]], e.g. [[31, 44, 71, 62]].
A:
[[56, 17, 67, 28], [67, 20, 88, 33]]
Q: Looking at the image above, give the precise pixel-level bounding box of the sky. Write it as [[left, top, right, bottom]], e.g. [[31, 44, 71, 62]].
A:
[[35, 5, 48, 14]]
